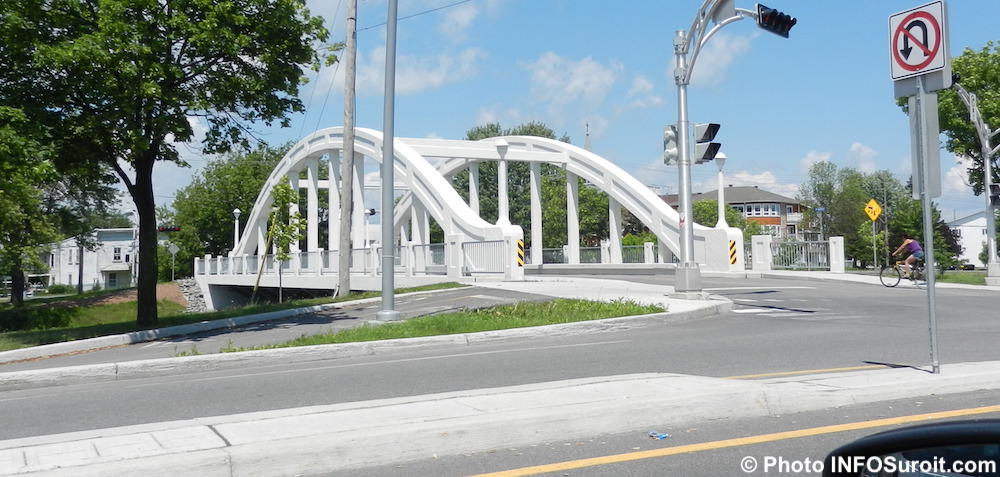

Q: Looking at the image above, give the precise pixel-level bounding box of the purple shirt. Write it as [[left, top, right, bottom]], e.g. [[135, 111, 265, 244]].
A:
[[906, 240, 922, 253]]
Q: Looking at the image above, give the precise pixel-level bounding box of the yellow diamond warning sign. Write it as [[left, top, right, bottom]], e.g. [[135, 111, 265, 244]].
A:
[[865, 199, 882, 222]]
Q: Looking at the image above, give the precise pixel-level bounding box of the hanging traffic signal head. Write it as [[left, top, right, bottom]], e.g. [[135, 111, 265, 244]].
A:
[[756, 4, 796, 38], [663, 124, 679, 165], [990, 183, 1000, 206], [693, 123, 721, 164]]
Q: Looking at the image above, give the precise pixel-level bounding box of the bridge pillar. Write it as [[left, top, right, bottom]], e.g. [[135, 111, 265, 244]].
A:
[[829, 236, 845, 273], [529, 162, 543, 265], [566, 171, 580, 264], [608, 198, 623, 264], [446, 233, 464, 278], [751, 235, 773, 271]]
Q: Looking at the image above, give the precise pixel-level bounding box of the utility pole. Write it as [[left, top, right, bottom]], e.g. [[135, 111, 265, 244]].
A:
[[337, 0, 357, 297]]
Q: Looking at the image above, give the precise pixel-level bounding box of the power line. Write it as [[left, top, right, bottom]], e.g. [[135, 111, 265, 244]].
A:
[[359, 0, 474, 32]]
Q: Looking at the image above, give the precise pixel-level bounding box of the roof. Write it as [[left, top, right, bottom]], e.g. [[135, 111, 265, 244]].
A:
[[947, 210, 987, 227], [662, 186, 801, 207]]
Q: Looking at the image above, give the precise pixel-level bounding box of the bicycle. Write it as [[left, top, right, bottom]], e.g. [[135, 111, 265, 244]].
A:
[[879, 260, 925, 288]]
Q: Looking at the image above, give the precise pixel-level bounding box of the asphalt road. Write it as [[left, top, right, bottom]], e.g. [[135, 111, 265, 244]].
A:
[[2, 275, 998, 444]]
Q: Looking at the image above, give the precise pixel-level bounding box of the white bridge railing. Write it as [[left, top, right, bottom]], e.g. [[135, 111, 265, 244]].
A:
[[195, 239, 517, 280]]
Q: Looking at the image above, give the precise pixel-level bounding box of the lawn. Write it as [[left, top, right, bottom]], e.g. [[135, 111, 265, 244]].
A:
[[0, 282, 664, 353]]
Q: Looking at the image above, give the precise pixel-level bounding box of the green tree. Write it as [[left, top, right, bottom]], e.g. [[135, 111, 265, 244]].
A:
[[250, 177, 304, 303], [170, 144, 287, 279], [935, 42, 1000, 194], [0, 108, 58, 304], [0, 0, 333, 325], [692, 199, 763, 238], [889, 198, 962, 273]]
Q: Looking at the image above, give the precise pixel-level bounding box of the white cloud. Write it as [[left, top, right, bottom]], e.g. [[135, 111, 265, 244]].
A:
[[848, 142, 878, 173], [522, 52, 621, 106], [725, 170, 799, 198], [688, 32, 755, 87], [799, 150, 832, 174], [438, 3, 480, 42], [621, 74, 663, 110], [356, 46, 488, 95]]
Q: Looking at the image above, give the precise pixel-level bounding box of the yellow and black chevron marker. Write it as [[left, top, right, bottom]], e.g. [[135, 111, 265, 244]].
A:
[[728, 240, 738, 265], [517, 239, 525, 267]]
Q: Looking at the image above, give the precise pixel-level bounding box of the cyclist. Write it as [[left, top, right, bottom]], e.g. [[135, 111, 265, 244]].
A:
[[892, 234, 924, 278]]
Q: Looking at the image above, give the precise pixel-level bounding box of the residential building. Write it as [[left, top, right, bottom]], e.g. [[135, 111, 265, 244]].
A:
[[662, 185, 806, 237], [947, 211, 989, 267], [47, 228, 138, 291]]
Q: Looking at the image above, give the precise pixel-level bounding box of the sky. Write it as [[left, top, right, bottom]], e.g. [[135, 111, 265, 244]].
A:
[[152, 0, 1000, 224]]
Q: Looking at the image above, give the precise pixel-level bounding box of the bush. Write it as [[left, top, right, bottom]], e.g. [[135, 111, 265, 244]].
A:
[[46, 284, 76, 295], [0, 307, 74, 332]]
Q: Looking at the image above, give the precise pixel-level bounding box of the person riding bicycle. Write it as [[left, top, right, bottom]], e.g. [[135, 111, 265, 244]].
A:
[[892, 234, 924, 278]]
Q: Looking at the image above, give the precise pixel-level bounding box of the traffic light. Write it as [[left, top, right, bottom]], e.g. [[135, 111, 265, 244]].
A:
[[990, 183, 1000, 206], [364, 208, 377, 216], [663, 124, 679, 165], [157, 226, 181, 232], [693, 123, 721, 164], [756, 4, 796, 38]]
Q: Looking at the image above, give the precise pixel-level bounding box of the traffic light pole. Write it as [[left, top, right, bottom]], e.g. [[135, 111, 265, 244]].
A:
[[954, 84, 1000, 283], [671, 2, 752, 293]]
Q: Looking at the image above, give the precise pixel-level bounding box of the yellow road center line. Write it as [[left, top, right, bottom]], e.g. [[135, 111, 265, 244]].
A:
[[724, 365, 887, 380], [470, 404, 1000, 477]]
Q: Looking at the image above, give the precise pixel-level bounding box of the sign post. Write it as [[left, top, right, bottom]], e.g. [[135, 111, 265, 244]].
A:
[[865, 199, 882, 267], [889, 1, 948, 374]]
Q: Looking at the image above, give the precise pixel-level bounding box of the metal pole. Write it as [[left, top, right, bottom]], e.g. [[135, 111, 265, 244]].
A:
[[716, 154, 727, 228], [673, 29, 701, 293], [916, 77, 941, 374], [376, 0, 400, 321]]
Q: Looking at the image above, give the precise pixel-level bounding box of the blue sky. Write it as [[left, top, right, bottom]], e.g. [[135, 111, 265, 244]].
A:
[[156, 0, 1000, 223]]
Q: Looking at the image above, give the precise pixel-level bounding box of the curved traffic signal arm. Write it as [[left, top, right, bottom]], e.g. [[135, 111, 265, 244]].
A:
[[756, 4, 796, 38]]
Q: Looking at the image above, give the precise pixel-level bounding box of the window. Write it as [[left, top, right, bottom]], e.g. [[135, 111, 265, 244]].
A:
[[108, 272, 118, 288], [786, 205, 794, 214], [113, 247, 122, 262]]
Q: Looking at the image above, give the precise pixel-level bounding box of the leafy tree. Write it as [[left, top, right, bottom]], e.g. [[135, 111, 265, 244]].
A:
[[250, 177, 304, 303], [0, 0, 333, 325], [170, 144, 287, 279], [692, 199, 763, 237], [0, 107, 58, 304], [888, 197, 962, 273], [935, 42, 1000, 194]]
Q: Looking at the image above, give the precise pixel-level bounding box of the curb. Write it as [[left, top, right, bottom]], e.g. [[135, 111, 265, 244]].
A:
[[0, 298, 730, 393], [4, 361, 1000, 476]]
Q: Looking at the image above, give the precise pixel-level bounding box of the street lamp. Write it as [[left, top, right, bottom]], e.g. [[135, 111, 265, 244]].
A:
[[495, 139, 510, 226], [232, 208, 242, 255], [715, 153, 728, 228]]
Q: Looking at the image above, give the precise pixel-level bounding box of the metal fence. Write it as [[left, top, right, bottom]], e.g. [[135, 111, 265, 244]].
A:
[[770, 241, 830, 270]]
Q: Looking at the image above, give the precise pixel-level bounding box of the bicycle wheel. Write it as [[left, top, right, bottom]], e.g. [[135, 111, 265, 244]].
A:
[[911, 268, 926, 288], [880, 265, 901, 287]]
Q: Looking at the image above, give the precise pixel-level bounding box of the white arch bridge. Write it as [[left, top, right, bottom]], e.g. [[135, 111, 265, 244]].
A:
[[193, 127, 744, 310]]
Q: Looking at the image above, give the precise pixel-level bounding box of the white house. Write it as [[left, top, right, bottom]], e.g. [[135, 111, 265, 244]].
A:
[[948, 211, 988, 267], [47, 228, 138, 291]]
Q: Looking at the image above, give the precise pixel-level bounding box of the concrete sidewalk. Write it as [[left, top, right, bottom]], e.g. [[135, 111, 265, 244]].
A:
[[4, 360, 1000, 476], [1, 272, 997, 476]]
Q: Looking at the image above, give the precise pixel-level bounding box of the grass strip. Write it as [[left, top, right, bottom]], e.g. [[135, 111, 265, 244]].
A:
[[220, 298, 665, 353]]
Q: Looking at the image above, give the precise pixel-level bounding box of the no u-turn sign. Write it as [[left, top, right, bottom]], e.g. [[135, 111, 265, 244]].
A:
[[889, 1, 948, 81]]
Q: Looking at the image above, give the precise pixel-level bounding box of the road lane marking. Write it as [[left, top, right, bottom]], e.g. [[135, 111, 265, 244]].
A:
[[469, 404, 1000, 477]]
